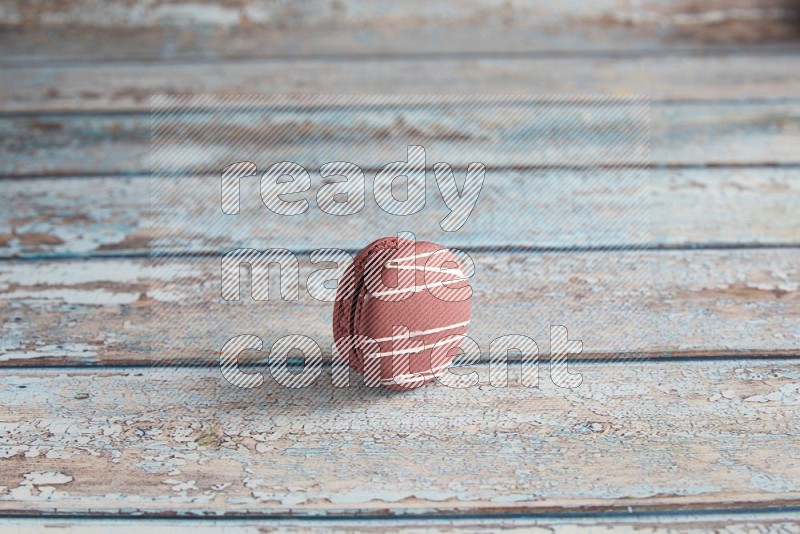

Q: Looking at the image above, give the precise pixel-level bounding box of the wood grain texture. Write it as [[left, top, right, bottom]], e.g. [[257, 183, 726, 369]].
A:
[[2, 100, 799, 177], [2, 0, 798, 527], [2, 513, 800, 532], [0, 0, 679, 28], [1, 0, 798, 65], [3, 0, 795, 33], [1, 359, 799, 516], [1, 168, 798, 258], [1, 249, 797, 366], [2, 53, 800, 113]]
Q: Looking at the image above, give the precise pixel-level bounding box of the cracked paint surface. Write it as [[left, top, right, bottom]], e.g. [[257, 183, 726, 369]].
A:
[[0, 360, 798, 516]]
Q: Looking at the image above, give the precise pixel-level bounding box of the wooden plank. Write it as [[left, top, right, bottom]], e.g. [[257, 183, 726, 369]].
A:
[[1, 168, 798, 258], [0, 0, 666, 29], [2, 0, 798, 64], [1, 359, 799, 515], [1, 101, 799, 177], [1, 249, 797, 366], [2, 513, 800, 532], [2, 53, 800, 113]]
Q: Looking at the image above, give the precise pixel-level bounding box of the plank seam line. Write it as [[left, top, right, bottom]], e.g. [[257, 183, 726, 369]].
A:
[[3, 354, 800, 372], [2, 503, 800, 522], [2, 243, 799, 263], [1, 44, 799, 69], [2, 96, 800, 119], [4, 162, 800, 182]]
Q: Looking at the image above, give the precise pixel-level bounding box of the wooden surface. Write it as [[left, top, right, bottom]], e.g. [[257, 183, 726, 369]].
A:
[[3, 56, 800, 113], [2, 0, 798, 61], [1, 360, 800, 516], [2, 100, 800, 178], [4, 513, 800, 533], [1, 0, 799, 530], [2, 167, 798, 258], [1, 249, 797, 366], [0, 513, 798, 534]]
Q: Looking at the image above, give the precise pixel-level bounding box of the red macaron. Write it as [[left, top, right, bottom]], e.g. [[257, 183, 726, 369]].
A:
[[333, 236, 472, 391]]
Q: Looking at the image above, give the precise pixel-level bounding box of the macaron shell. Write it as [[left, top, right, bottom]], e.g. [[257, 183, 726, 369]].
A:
[[332, 236, 397, 373], [333, 237, 472, 391]]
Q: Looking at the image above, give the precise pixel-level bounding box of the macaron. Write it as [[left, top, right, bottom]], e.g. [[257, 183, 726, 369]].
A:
[[333, 236, 472, 390]]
